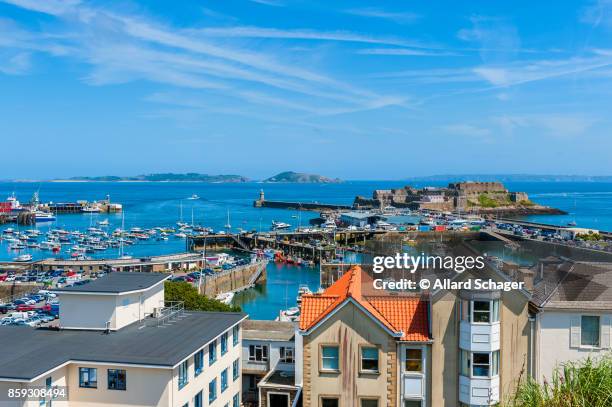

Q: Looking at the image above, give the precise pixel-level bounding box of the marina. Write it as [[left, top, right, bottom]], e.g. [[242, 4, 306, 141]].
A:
[[2, 180, 612, 319]]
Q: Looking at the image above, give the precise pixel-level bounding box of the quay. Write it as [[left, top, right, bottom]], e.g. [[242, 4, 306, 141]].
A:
[[253, 189, 351, 211], [187, 229, 387, 262]]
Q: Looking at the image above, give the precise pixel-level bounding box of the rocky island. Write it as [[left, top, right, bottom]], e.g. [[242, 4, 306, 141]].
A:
[[263, 171, 342, 183]]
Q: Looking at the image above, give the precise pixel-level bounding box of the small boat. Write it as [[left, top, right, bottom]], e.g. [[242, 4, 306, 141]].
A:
[[296, 284, 312, 303], [567, 221, 577, 226], [187, 194, 200, 200], [98, 219, 110, 226], [35, 211, 56, 222], [82, 204, 101, 213], [215, 292, 235, 305], [175, 232, 187, 238], [14, 254, 32, 262], [277, 307, 300, 322], [271, 221, 291, 230]]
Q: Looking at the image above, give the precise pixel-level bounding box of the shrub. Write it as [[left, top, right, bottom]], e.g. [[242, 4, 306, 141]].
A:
[[508, 354, 612, 407], [164, 281, 241, 312]]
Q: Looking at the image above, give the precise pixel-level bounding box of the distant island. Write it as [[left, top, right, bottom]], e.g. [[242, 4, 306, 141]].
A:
[[404, 174, 612, 183], [57, 173, 250, 183], [263, 171, 342, 183]]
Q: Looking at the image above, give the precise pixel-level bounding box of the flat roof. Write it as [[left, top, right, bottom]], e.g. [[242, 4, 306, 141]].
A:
[[52, 272, 171, 294], [0, 311, 246, 381], [242, 320, 295, 341]]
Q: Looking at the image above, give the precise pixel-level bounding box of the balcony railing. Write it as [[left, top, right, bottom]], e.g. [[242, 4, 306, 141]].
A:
[[459, 375, 500, 405], [459, 320, 501, 352]]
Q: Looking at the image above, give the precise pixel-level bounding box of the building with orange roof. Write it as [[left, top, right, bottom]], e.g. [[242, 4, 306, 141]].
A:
[[296, 265, 431, 407]]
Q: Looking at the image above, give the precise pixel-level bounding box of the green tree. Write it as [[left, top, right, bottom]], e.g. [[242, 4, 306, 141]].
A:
[[164, 281, 241, 312]]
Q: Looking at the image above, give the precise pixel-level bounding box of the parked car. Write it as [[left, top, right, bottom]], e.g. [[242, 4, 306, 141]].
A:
[[16, 304, 36, 312]]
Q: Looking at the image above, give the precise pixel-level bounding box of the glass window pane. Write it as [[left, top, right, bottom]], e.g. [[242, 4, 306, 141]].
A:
[[473, 301, 490, 311], [492, 350, 499, 376], [361, 399, 378, 407], [405, 349, 422, 372], [321, 398, 339, 407], [581, 316, 600, 347], [491, 300, 500, 322]]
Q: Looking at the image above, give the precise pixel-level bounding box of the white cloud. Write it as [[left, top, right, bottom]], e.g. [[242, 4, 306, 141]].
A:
[[357, 48, 459, 57], [441, 123, 491, 138], [344, 8, 419, 24], [493, 114, 596, 137], [0, 51, 31, 74]]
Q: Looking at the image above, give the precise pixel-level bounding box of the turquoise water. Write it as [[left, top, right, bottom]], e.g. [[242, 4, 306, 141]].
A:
[[2, 180, 612, 319]]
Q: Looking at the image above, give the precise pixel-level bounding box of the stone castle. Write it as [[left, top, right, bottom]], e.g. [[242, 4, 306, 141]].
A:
[[353, 181, 529, 212]]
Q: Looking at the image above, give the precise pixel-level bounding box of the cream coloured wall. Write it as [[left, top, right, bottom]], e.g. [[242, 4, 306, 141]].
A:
[[302, 301, 397, 407]]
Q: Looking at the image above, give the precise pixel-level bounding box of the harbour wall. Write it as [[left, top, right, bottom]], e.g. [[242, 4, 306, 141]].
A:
[[253, 199, 351, 211], [199, 260, 267, 297]]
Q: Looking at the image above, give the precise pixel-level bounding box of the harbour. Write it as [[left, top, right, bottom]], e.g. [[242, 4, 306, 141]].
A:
[[2, 180, 612, 319]]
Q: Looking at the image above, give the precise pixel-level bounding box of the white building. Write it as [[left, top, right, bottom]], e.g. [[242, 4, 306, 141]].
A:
[[531, 260, 612, 382], [0, 272, 246, 407]]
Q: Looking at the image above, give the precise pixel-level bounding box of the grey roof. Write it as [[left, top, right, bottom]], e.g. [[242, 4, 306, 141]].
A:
[[243, 320, 295, 341], [52, 272, 171, 294], [0, 311, 245, 381], [531, 260, 612, 310]]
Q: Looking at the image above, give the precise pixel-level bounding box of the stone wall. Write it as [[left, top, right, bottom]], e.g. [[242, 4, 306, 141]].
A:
[[200, 260, 267, 297]]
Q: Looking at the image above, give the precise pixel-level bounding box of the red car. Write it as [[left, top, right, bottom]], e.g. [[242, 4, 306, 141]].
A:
[[16, 304, 36, 312]]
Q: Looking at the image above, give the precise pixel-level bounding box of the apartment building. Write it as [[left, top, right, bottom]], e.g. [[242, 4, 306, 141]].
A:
[[297, 266, 430, 407], [241, 320, 300, 407], [530, 259, 612, 382], [0, 272, 245, 407]]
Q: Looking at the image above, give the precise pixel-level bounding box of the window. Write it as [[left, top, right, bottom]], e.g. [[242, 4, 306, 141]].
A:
[[233, 393, 240, 407], [405, 349, 422, 372], [249, 344, 269, 362], [360, 346, 379, 373], [107, 369, 126, 391], [233, 325, 240, 346], [79, 367, 97, 388], [460, 350, 470, 377], [321, 397, 339, 407], [472, 352, 490, 377], [469, 351, 499, 378], [321, 345, 339, 371], [582, 315, 600, 347], [194, 390, 202, 407], [194, 350, 203, 376], [361, 398, 378, 407], [178, 360, 189, 389], [269, 393, 290, 406], [233, 358, 240, 381], [279, 346, 294, 364], [209, 378, 217, 403], [221, 368, 228, 392], [209, 341, 217, 365], [472, 301, 491, 323], [221, 332, 228, 355], [463, 300, 500, 323], [405, 401, 422, 407]]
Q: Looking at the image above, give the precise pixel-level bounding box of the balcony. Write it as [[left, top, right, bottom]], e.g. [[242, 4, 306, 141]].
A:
[[459, 321, 500, 352], [459, 375, 500, 405]]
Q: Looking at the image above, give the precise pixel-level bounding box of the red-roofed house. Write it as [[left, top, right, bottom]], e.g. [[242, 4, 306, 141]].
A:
[[296, 266, 431, 407]]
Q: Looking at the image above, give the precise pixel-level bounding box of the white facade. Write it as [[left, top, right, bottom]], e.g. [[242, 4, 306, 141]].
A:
[[535, 310, 612, 382], [57, 280, 165, 330]]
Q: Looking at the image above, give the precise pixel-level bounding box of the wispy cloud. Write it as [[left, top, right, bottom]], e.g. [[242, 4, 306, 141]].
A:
[[357, 48, 460, 57], [249, 0, 284, 7], [493, 114, 596, 137], [344, 8, 419, 24], [441, 123, 491, 139], [0, 0, 407, 118], [580, 0, 612, 28], [193, 26, 429, 48], [0, 51, 31, 74]]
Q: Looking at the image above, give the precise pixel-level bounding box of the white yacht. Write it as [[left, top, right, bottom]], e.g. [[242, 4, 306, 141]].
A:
[[271, 220, 291, 230]]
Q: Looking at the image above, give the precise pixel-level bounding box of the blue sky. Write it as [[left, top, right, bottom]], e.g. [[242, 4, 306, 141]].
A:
[[1, 0, 612, 179]]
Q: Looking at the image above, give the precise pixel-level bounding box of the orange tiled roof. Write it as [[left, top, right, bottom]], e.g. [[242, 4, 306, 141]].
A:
[[299, 266, 429, 341]]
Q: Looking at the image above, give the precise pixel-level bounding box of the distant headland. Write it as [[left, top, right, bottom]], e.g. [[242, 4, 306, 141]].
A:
[[46, 171, 343, 184], [263, 171, 342, 183]]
